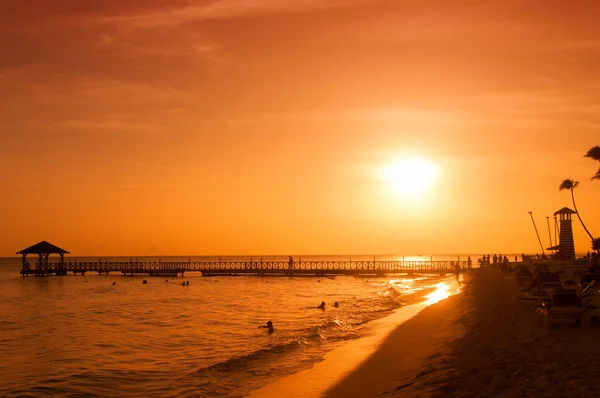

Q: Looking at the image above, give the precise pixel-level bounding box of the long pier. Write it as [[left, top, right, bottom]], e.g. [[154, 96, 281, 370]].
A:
[[20, 259, 468, 277]]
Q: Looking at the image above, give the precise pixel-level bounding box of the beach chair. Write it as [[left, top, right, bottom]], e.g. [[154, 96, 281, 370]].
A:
[[536, 289, 585, 327], [514, 265, 532, 290], [580, 281, 600, 324], [530, 272, 562, 296], [579, 274, 600, 289]]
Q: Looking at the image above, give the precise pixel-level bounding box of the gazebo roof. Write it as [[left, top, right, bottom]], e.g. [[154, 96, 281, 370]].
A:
[[554, 207, 576, 215], [17, 241, 70, 255]]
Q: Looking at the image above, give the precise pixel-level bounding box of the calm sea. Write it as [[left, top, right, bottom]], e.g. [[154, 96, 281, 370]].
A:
[[0, 255, 474, 397]]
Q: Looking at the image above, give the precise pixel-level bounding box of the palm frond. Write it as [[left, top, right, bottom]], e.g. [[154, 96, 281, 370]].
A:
[[559, 179, 578, 191], [584, 146, 600, 161]]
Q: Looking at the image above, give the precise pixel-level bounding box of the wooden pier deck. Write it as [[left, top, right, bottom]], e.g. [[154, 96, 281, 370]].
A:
[[20, 259, 469, 277]]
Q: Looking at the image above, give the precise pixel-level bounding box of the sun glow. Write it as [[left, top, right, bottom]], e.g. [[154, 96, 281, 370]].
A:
[[426, 282, 450, 305], [379, 156, 438, 197]]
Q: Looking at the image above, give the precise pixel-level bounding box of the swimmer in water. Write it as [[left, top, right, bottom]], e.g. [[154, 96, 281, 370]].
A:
[[258, 320, 274, 333], [317, 301, 326, 310], [334, 302, 339, 308]]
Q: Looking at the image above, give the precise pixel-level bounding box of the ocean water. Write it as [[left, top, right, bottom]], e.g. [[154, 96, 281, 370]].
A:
[[0, 255, 468, 397]]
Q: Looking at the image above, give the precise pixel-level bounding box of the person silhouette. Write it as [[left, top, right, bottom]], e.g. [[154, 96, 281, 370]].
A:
[[454, 263, 460, 282], [258, 320, 274, 333], [317, 301, 326, 310], [334, 302, 339, 308]]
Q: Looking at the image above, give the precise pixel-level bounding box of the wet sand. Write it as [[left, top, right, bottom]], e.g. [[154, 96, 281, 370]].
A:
[[251, 268, 600, 397]]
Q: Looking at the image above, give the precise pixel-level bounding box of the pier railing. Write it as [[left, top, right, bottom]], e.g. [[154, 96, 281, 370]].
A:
[[21, 258, 469, 277]]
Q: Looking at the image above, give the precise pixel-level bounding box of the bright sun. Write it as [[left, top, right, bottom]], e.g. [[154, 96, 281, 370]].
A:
[[379, 156, 439, 197]]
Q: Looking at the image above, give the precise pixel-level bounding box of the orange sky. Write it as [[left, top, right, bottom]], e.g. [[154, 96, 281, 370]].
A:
[[1, 0, 599, 256]]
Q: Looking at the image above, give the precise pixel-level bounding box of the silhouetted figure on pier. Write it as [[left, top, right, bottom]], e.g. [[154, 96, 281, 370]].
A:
[[288, 256, 294, 271], [258, 320, 274, 333], [454, 263, 460, 282], [317, 301, 326, 310]]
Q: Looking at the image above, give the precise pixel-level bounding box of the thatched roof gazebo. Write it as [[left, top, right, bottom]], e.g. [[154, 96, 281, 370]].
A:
[[17, 241, 70, 276]]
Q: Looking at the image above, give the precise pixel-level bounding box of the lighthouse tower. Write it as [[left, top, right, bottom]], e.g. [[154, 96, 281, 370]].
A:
[[554, 207, 576, 259]]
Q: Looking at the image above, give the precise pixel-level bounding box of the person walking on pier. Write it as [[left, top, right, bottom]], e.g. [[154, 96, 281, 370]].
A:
[[288, 255, 294, 271]]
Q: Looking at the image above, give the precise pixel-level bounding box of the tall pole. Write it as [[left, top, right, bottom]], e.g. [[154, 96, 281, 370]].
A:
[[554, 216, 559, 247], [529, 211, 545, 256], [546, 216, 553, 251]]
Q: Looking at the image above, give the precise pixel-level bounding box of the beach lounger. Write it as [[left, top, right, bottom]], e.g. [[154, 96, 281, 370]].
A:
[[580, 281, 600, 324], [536, 289, 585, 327], [530, 272, 563, 296]]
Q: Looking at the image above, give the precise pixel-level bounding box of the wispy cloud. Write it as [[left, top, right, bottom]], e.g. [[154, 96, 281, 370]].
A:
[[91, 0, 368, 27], [552, 39, 600, 51], [226, 106, 462, 125], [95, 26, 224, 65], [21, 77, 188, 107], [54, 119, 163, 135]]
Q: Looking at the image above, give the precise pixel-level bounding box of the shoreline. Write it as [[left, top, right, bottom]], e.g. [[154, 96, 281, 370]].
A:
[[249, 276, 465, 398]]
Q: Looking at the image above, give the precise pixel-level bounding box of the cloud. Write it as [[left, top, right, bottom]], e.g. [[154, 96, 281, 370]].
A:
[[553, 39, 600, 51], [226, 107, 463, 125], [91, 0, 368, 28], [54, 119, 163, 135], [19, 77, 188, 107], [95, 27, 224, 66]]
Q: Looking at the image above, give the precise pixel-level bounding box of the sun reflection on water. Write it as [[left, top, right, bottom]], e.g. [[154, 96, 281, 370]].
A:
[[426, 282, 451, 305]]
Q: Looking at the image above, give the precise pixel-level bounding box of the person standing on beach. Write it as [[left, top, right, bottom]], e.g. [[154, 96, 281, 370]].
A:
[[455, 263, 460, 282], [467, 256, 472, 269]]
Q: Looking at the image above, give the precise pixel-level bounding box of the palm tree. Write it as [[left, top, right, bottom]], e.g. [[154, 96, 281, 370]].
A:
[[584, 146, 600, 180], [559, 179, 596, 245], [585, 146, 600, 160]]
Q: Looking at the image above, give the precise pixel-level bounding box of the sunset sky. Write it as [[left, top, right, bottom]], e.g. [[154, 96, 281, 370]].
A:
[[1, 0, 599, 256]]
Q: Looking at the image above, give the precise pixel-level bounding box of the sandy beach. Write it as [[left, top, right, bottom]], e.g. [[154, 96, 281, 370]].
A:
[[251, 268, 600, 397]]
